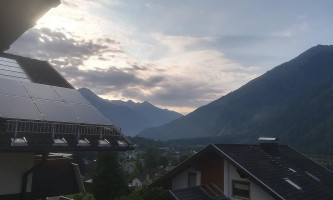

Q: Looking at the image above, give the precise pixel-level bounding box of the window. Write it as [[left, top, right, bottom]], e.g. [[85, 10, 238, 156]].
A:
[[284, 178, 302, 190], [188, 172, 197, 187], [232, 180, 250, 199], [305, 171, 320, 182], [288, 168, 296, 173]]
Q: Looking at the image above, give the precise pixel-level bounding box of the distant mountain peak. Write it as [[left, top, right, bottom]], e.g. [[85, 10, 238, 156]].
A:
[[78, 88, 100, 101], [78, 88, 183, 136]]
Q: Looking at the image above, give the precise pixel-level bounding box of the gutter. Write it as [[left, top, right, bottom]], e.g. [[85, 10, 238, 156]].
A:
[[20, 152, 48, 200]]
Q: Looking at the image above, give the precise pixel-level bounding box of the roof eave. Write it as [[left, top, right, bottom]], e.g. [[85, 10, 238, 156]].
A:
[[0, 0, 61, 51]]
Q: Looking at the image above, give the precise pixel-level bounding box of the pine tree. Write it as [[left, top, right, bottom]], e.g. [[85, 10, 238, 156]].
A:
[[92, 152, 129, 200]]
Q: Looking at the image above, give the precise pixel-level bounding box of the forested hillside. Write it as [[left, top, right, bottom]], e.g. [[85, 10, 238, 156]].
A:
[[139, 45, 333, 154]]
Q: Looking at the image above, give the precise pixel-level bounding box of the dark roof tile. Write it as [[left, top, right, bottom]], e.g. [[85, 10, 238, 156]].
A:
[[153, 144, 333, 200], [215, 144, 333, 200]]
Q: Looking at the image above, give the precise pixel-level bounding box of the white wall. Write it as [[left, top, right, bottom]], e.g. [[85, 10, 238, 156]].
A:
[[171, 167, 201, 190], [0, 153, 35, 195], [224, 160, 275, 200], [250, 181, 276, 200]]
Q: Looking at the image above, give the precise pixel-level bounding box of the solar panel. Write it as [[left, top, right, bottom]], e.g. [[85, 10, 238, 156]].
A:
[[0, 64, 24, 73], [0, 76, 111, 126], [68, 103, 111, 125], [0, 76, 29, 82], [0, 57, 17, 63], [52, 86, 90, 105], [0, 94, 43, 120], [0, 60, 21, 68], [0, 69, 28, 79], [34, 99, 80, 123], [0, 77, 29, 97], [23, 82, 61, 101], [0, 57, 29, 81]]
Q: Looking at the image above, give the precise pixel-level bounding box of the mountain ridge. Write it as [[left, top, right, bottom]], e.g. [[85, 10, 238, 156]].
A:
[[138, 45, 333, 154], [78, 88, 183, 136]]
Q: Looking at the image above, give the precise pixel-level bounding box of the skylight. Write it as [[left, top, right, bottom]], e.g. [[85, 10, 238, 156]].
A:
[[305, 171, 320, 182], [284, 178, 302, 190], [288, 168, 296, 173]]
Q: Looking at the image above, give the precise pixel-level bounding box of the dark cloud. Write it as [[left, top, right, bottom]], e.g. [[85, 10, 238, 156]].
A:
[[58, 63, 218, 108], [8, 27, 122, 66], [149, 82, 221, 107], [7, 27, 224, 111], [122, 80, 222, 108], [59, 66, 142, 89], [121, 64, 148, 72]]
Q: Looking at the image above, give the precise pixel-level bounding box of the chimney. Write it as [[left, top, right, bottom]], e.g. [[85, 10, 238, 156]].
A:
[[258, 137, 279, 156]]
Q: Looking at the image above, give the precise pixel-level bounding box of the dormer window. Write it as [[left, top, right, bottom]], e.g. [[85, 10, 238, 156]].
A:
[[232, 180, 250, 199], [288, 168, 296, 173]]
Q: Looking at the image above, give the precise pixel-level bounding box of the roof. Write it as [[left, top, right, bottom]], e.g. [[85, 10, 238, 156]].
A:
[[1, 53, 74, 88], [153, 144, 333, 200], [156, 184, 230, 200], [0, 0, 60, 51], [0, 55, 133, 153]]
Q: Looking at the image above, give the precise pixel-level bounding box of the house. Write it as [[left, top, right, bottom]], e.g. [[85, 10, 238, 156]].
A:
[[132, 166, 175, 187], [132, 168, 163, 187], [122, 162, 135, 173], [0, 0, 134, 199], [152, 138, 333, 200]]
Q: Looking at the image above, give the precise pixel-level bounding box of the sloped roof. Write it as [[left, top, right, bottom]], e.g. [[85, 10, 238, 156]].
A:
[[215, 144, 333, 200], [1, 53, 73, 88], [0, 55, 133, 152], [0, 0, 60, 51], [153, 144, 333, 200]]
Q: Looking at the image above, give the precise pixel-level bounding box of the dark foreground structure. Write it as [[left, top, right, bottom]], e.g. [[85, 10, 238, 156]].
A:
[[0, 0, 133, 199], [153, 138, 333, 200]]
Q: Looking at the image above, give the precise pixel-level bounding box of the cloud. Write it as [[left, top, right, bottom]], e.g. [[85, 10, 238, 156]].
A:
[[9, 27, 124, 69], [8, 0, 302, 114], [8, 25, 260, 114]]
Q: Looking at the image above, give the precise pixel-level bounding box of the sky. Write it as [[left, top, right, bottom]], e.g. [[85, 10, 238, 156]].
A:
[[8, 0, 333, 114]]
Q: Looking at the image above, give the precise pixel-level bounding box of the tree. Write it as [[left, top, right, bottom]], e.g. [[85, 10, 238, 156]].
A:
[[159, 155, 169, 167], [143, 147, 160, 169], [116, 180, 165, 200], [92, 152, 129, 200], [135, 157, 144, 173]]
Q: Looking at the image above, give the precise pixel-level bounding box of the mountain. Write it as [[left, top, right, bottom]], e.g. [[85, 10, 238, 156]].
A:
[[78, 88, 183, 136], [138, 45, 333, 154]]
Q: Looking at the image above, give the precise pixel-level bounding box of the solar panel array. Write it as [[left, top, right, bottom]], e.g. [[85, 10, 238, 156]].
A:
[[0, 57, 30, 82], [0, 77, 111, 125]]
